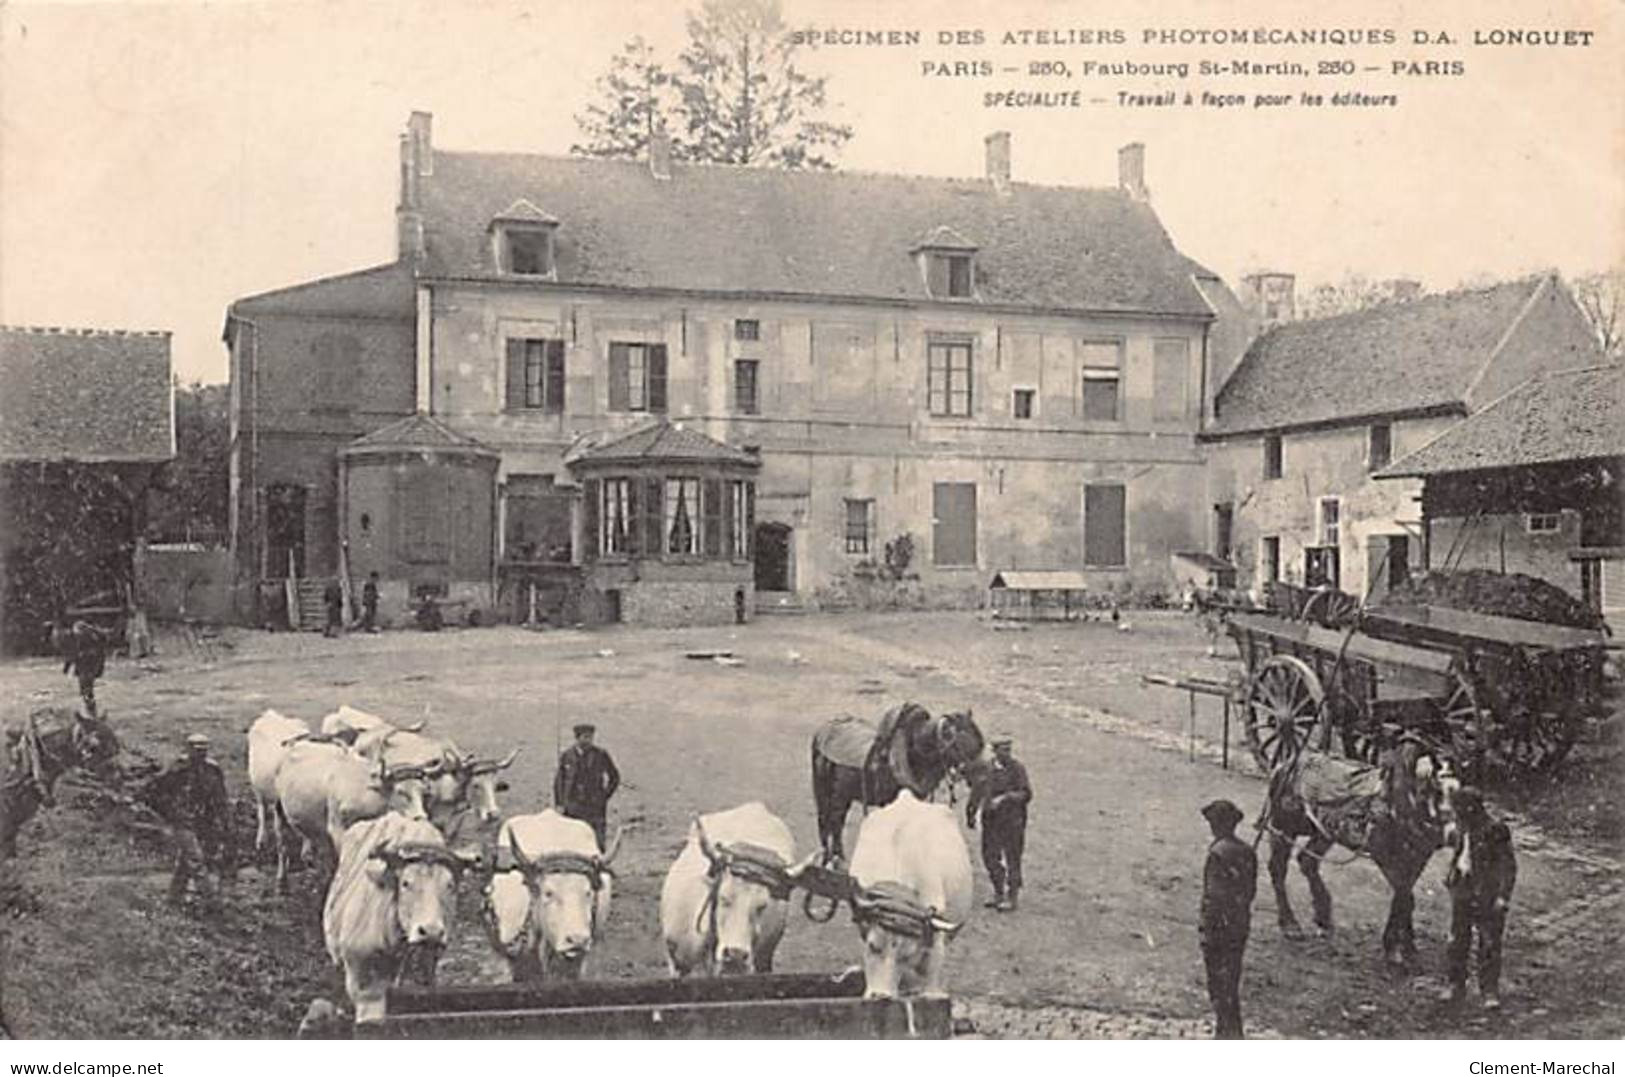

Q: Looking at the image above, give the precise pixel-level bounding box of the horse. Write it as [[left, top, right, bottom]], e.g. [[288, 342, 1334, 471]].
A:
[[1258, 735, 1459, 966], [1, 707, 121, 858], [810, 702, 984, 865]]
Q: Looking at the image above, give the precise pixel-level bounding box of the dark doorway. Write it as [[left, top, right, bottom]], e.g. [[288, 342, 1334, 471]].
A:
[[1213, 503, 1234, 562], [754, 522, 792, 591], [265, 484, 307, 579]]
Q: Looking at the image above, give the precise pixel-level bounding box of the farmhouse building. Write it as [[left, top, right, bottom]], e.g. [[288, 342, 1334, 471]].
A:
[[0, 326, 174, 653], [1377, 362, 1624, 626], [224, 112, 1250, 625], [1201, 274, 1605, 601]]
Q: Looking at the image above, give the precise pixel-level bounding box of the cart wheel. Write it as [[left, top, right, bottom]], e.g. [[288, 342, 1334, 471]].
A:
[[1440, 668, 1491, 775], [1244, 655, 1326, 770], [1302, 589, 1360, 629]]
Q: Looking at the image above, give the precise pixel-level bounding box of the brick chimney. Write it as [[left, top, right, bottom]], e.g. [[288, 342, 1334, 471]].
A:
[[985, 131, 1011, 196], [1118, 142, 1148, 201], [397, 111, 433, 262], [1241, 271, 1297, 327], [1385, 278, 1423, 302], [649, 130, 672, 180]]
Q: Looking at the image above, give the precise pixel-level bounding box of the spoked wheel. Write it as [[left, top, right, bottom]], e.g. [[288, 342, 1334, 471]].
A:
[[1440, 666, 1491, 777], [1244, 655, 1326, 771], [1302, 589, 1361, 629]]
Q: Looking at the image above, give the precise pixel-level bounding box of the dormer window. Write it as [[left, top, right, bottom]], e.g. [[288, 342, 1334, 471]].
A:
[[488, 199, 560, 278], [911, 226, 979, 301]]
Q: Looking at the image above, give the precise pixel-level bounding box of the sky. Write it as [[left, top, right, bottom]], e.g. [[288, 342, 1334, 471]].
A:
[[1, 0, 1621, 384]]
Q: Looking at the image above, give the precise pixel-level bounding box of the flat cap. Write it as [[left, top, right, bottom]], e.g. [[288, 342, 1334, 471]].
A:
[[572, 722, 596, 736], [185, 733, 211, 748], [990, 733, 1014, 746], [1201, 798, 1243, 824]]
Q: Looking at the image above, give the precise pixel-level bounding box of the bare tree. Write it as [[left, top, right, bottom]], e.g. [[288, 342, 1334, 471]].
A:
[[1300, 273, 1427, 319], [1572, 267, 1625, 361]]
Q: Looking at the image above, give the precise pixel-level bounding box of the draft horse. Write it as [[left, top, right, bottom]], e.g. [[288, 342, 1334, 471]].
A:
[[810, 702, 984, 865], [1258, 735, 1458, 966], [1, 707, 121, 858]]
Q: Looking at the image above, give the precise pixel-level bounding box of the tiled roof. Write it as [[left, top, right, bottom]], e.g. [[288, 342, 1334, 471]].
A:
[[568, 420, 759, 467], [342, 412, 496, 455], [228, 263, 414, 320], [418, 151, 1217, 318], [0, 326, 173, 462], [1208, 276, 1548, 436], [488, 198, 559, 228], [1378, 364, 1625, 477]]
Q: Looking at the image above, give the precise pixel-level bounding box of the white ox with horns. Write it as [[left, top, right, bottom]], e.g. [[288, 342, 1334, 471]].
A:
[[848, 790, 973, 999], [323, 811, 479, 1025], [659, 802, 816, 977], [484, 810, 623, 981]]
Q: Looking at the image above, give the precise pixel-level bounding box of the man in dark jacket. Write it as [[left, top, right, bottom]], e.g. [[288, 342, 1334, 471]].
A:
[[966, 734, 1032, 912], [554, 723, 620, 848], [1440, 786, 1516, 1010], [1200, 798, 1257, 1039], [149, 733, 234, 909], [322, 580, 344, 638], [58, 620, 109, 716], [358, 572, 380, 633]]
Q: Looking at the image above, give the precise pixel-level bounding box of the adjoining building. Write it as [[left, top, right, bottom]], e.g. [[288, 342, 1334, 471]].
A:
[[224, 112, 1252, 625], [0, 326, 174, 653], [1376, 362, 1624, 626], [1201, 274, 1605, 602]]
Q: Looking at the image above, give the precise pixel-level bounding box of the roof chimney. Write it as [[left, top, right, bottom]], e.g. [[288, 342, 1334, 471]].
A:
[[396, 120, 426, 263], [407, 111, 433, 177], [1242, 272, 1296, 327], [1118, 142, 1148, 201], [649, 130, 672, 181], [1385, 278, 1423, 303], [985, 131, 1011, 196]]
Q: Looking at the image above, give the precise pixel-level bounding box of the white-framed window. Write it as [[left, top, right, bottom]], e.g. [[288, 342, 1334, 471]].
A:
[[927, 340, 973, 417], [1527, 513, 1562, 534], [1319, 497, 1341, 547], [845, 499, 874, 555], [924, 253, 974, 298], [601, 478, 633, 556], [729, 480, 752, 559], [664, 477, 701, 556]]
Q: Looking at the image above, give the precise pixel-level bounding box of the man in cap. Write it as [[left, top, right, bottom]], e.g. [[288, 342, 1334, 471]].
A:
[[966, 733, 1032, 912], [1199, 798, 1256, 1038], [1440, 786, 1516, 1010], [148, 732, 234, 909], [56, 619, 110, 717], [553, 723, 620, 848]]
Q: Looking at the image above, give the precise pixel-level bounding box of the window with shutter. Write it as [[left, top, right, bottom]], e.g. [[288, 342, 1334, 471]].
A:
[[1079, 340, 1122, 422], [582, 478, 600, 562], [608, 342, 665, 413], [608, 344, 631, 411], [1083, 483, 1126, 567], [703, 479, 723, 557], [648, 345, 668, 413], [642, 477, 664, 555], [506, 339, 526, 411]]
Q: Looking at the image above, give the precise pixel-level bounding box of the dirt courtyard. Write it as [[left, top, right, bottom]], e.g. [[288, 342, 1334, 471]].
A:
[[2, 611, 1620, 1039]]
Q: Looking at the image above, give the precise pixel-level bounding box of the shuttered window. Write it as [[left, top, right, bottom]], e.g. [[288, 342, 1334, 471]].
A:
[[506, 339, 566, 412], [932, 482, 977, 566], [608, 343, 668, 413], [703, 479, 724, 557], [1083, 483, 1126, 567], [1079, 340, 1122, 421]]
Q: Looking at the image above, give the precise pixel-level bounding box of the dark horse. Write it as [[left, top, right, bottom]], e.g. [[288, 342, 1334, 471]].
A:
[[1, 707, 121, 858], [1259, 736, 1457, 965], [810, 702, 984, 864]]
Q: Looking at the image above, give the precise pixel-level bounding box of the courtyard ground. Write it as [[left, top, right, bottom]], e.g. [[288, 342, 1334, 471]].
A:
[[1, 611, 1619, 1038]]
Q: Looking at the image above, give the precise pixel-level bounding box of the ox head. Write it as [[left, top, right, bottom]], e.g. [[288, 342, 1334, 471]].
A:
[[849, 881, 959, 999], [435, 745, 520, 829], [365, 836, 481, 982], [486, 826, 623, 981], [693, 816, 816, 975], [372, 759, 434, 822]]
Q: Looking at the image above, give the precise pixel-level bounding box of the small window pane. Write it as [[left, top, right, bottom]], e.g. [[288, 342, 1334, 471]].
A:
[[947, 256, 972, 297], [734, 359, 760, 415], [845, 499, 872, 555], [734, 319, 760, 342], [1013, 389, 1034, 419], [1368, 423, 1392, 471], [1264, 436, 1283, 479]]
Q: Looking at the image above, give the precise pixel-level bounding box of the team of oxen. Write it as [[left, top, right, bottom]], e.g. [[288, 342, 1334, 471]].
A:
[[245, 704, 978, 1030]]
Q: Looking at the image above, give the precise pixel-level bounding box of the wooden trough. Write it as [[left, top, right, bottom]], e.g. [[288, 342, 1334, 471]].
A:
[[358, 970, 952, 1039]]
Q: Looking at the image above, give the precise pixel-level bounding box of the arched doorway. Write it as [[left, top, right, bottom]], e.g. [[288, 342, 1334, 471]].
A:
[[754, 522, 792, 592]]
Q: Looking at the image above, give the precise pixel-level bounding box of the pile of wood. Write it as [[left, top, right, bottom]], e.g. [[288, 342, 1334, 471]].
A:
[[1386, 569, 1602, 631]]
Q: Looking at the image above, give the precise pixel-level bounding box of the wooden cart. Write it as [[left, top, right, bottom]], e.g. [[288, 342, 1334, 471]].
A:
[[1225, 598, 1608, 778]]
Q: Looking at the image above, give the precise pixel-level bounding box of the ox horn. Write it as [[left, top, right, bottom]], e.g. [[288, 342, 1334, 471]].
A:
[[399, 720, 426, 735], [493, 747, 520, 770], [600, 824, 628, 867], [784, 849, 821, 880], [507, 829, 533, 870], [693, 815, 719, 864], [929, 915, 960, 934]]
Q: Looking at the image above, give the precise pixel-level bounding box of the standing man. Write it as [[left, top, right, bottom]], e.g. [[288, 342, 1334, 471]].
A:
[[1440, 786, 1516, 1010], [148, 733, 234, 910], [553, 723, 620, 848], [1199, 798, 1256, 1039], [57, 620, 109, 716], [358, 572, 381, 633], [966, 733, 1031, 912], [322, 579, 345, 638]]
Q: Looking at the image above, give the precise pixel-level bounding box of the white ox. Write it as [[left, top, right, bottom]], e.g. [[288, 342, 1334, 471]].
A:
[[323, 811, 478, 1025], [271, 739, 433, 892], [323, 706, 518, 838], [484, 810, 623, 981], [848, 790, 973, 998], [247, 709, 311, 858], [659, 802, 815, 977]]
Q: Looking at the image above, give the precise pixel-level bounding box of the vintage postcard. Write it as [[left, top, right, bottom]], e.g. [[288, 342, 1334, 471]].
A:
[[0, 0, 1619, 1052]]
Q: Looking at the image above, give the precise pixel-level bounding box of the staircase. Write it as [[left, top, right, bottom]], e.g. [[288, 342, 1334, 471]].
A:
[[293, 578, 336, 632]]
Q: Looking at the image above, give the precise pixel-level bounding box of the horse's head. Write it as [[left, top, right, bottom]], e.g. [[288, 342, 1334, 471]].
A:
[[1391, 736, 1461, 833], [934, 709, 985, 771]]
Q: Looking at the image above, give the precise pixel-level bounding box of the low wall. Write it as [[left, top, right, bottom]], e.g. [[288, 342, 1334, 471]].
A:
[[618, 580, 752, 627]]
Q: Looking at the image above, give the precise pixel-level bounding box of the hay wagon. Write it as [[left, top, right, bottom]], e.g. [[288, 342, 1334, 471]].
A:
[[1226, 589, 1609, 778]]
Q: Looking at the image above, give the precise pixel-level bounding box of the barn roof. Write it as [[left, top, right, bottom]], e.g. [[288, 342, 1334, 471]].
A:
[[1207, 276, 1550, 437], [417, 149, 1219, 318], [0, 326, 174, 463], [1377, 363, 1625, 478]]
